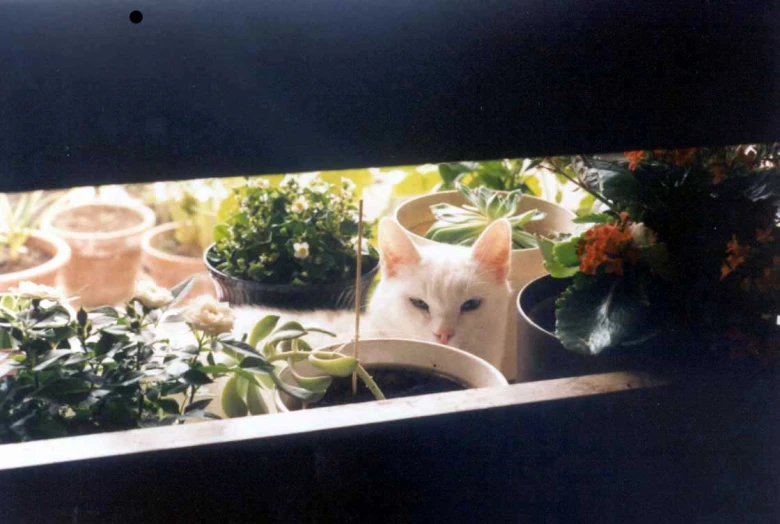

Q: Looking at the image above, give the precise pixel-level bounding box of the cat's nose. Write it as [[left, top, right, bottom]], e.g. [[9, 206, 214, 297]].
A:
[[434, 328, 455, 344]]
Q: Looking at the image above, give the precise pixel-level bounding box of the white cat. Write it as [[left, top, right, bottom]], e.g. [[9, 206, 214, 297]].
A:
[[232, 217, 512, 369]]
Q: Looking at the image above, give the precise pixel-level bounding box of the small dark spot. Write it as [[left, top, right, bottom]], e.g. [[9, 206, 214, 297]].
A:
[[433, 363, 437, 368], [129, 10, 143, 23]]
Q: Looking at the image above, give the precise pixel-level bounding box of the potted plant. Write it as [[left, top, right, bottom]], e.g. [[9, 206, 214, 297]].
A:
[[272, 338, 509, 412], [205, 175, 380, 309], [395, 183, 577, 379], [141, 180, 226, 302], [209, 313, 508, 415], [0, 278, 321, 442], [520, 144, 780, 381], [0, 191, 71, 293], [41, 198, 156, 307]]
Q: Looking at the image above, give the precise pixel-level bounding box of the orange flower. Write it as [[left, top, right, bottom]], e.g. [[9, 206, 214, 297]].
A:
[[624, 151, 644, 171], [720, 235, 751, 280], [673, 148, 697, 166], [577, 220, 637, 277]]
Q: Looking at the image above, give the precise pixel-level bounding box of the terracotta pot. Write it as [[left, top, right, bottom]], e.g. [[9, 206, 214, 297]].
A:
[[205, 245, 380, 310], [394, 190, 577, 381], [42, 202, 156, 308], [141, 223, 215, 302], [0, 231, 71, 293], [274, 338, 508, 412]]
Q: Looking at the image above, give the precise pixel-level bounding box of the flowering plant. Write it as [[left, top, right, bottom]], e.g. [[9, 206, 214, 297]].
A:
[[540, 144, 779, 362], [0, 278, 321, 443], [208, 175, 378, 286]]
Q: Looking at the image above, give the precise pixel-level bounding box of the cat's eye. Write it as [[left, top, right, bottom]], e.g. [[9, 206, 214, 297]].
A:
[[409, 297, 429, 311], [460, 299, 482, 312]]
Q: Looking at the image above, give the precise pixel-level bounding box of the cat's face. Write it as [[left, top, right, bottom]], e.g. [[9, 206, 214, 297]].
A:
[[368, 218, 512, 366]]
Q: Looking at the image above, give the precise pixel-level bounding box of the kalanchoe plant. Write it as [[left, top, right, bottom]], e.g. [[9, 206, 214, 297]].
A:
[[540, 144, 780, 362], [425, 184, 546, 249], [208, 175, 378, 286], [0, 278, 316, 443]]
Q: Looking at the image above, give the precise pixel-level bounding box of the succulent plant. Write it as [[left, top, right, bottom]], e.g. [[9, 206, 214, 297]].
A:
[[424, 184, 546, 249]]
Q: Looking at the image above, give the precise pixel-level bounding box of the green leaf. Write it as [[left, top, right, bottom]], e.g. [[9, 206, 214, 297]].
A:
[[248, 315, 280, 347], [181, 368, 213, 386], [90, 306, 120, 318], [221, 339, 261, 358], [270, 372, 317, 401], [308, 351, 358, 378], [552, 240, 580, 267], [555, 275, 657, 355], [157, 398, 180, 415], [198, 364, 232, 375], [245, 383, 271, 415], [220, 376, 248, 418], [184, 399, 212, 414], [288, 362, 333, 392], [538, 237, 581, 278], [229, 366, 262, 386], [38, 378, 91, 404], [573, 213, 613, 224], [32, 350, 71, 371], [238, 355, 274, 373], [168, 276, 195, 308]]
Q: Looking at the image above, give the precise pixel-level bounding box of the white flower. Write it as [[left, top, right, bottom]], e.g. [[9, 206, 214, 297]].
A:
[[293, 242, 310, 259], [309, 178, 330, 194], [182, 295, 235, 336], [10, 281, 62, 301], [134, 280, 174, 309], [251, 178, 270, 189], [341, 178, 356, 192], [629, 223, 658, 247], [290, 197, 309, 214], [281, 175, 298, 189]]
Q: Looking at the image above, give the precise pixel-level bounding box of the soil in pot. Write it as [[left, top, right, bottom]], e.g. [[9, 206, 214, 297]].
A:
[[0, 245, 51, 274], [308, 365, 467, 409], [52, 205, 143, 233]]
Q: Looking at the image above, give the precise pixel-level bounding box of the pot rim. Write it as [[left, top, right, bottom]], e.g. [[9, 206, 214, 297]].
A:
[[42, 201, 156, 242], [273, 337, 509, 412], [203, 243, 380, 293], [0, 231, 72, 284], [141, 222, 204, 265], [516, 274, 565, 341], [394, 190, 576, 253]]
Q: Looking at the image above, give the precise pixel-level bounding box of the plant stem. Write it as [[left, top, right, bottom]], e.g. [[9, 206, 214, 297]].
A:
[[356, 364, 385, 401], [544, 158, 614, 209]]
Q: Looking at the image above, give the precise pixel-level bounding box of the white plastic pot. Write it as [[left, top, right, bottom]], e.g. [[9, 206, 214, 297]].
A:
[[274, 338, 508, 412]]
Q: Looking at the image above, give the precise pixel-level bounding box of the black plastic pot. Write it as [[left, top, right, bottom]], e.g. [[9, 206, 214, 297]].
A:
[[516, 275, 625, 382], [204, 245, 380, 310]]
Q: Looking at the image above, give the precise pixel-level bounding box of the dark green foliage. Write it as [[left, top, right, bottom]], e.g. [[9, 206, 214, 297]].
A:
[[209, 177, 378, 286]]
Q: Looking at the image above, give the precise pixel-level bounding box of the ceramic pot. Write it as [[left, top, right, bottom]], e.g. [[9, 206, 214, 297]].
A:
[[0, 231, 71, 293], [274, 338, 509, 412], [141, 223, 214, 302], [394, 190, 577, 380], [204, 245, 380, 310], [516, 274, 625, 382], [42, 202, 156, 307]]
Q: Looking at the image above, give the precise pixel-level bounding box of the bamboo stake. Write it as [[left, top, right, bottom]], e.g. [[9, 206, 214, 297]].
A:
[[352, 200, 364, 395]]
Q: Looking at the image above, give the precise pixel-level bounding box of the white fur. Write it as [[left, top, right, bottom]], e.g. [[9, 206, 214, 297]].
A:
[[232, 218, 512, 370]]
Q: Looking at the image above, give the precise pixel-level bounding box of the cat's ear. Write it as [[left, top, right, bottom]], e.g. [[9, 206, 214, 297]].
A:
[[378, 217, 421, 277], [471, 219, 511, 282]]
